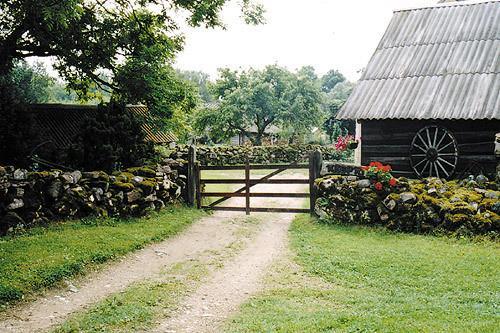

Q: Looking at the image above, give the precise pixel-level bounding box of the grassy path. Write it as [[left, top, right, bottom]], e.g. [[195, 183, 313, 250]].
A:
[[225, 215, 500, 332]]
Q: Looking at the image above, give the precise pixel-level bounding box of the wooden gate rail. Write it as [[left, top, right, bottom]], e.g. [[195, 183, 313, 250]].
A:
[[199, 164, 309, 170], [187, 146, 323, 216], [201, 162, 308, 209], [200, 179, 309, 184]]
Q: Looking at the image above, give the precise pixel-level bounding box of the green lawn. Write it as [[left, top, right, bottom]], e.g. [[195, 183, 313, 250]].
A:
[[226, 215, 500, 332], [0, 206, 205, 308]]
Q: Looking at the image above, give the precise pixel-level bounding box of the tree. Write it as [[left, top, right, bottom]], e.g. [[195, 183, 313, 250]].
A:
[[114, 55, 198, 120], [177, 70, 214, 104], [195, 65, 325, 145], [320, 69, 346, 93], [322, 81, 356, 141], [0, 0, 264, 98], [9, 61, 54, 103]]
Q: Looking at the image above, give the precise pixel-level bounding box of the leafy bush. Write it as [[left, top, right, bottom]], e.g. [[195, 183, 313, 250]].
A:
[[67, 102, 154, 172]]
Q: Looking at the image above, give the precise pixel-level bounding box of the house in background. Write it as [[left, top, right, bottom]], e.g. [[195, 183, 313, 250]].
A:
[[229, 125, 282, 146], [29, 104, 177, 149], [337, 0, 500, 178]]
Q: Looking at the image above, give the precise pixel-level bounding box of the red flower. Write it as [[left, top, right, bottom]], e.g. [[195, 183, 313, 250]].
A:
[[361, 165, 370, 171], [389, 178, 397, 187], [381, 165, 392, 172], [374, 182, 383, 191]]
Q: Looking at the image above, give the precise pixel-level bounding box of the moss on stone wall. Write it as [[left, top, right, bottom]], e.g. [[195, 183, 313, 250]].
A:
[[316, 174, 499, 237], [170, 144, 352, 165], [0, 160, 187, 236]]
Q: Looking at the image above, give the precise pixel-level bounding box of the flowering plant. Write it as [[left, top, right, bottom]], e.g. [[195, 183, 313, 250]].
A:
[[361, 161, 397, 191], [335, 135, 358, 151]]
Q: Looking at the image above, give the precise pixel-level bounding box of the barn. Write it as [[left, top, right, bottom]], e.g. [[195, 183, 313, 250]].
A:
[[337, 0, 500, 178]]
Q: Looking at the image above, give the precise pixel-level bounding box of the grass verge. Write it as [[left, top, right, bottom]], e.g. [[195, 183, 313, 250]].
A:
[[0, 205, 205, 308], [51, 260, 207, 333], [225, 215, 499, 332]]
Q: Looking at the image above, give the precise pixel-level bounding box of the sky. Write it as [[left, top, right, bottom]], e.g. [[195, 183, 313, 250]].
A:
[[175, 0, 437, 82]]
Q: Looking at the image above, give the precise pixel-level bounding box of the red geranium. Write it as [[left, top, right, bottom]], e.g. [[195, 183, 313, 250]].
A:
[[361, 161, 395, 192]]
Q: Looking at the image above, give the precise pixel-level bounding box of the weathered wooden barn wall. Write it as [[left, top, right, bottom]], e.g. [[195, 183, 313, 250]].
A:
[[360, 119, 500, 178]]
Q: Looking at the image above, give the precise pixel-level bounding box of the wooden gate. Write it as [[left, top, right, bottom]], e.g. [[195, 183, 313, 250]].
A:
[[186, 147, 322, 215]]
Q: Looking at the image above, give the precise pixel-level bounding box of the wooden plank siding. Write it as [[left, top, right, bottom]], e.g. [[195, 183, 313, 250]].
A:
[[360, 119, 500, 178]]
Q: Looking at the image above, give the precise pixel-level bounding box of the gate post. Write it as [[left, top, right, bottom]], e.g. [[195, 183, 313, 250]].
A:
[[309, 150, 323, 216], [187, 145, 197, 207], [245, 158, 250, 215]]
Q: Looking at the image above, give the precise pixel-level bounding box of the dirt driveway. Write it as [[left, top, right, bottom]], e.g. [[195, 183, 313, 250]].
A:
[[0, 173, 308, 333]]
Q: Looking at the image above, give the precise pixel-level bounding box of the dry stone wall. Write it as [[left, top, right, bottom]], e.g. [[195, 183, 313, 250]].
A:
[[171, 144, 352, 165], [0, 159, 187, 235], [315, 173, 500, 237]]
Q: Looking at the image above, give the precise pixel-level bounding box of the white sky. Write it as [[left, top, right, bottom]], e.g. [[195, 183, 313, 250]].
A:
[[175, 0, 437, 81]]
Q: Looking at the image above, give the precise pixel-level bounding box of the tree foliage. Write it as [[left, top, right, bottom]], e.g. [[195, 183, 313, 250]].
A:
[[0, 0, 264, 94], [195, 65, 325, 145], [177, 70, 214, 104], [323, 81, 356, 141], [8, 61, 54, 103], [320, 69, 346, 93]]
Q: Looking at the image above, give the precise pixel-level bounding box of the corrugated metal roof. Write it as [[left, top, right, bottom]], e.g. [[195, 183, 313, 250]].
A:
[[337, 0, 500, 120]]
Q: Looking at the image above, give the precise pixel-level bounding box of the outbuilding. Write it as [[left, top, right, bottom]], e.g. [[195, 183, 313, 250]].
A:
[[337, 0, 500, 178]]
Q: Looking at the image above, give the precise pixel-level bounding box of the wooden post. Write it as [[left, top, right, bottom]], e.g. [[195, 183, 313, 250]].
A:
[[195, 163, 201, 209], [245, 158, 250, 215], [187, 145, 197, 207], [309, 150, 323, 216]]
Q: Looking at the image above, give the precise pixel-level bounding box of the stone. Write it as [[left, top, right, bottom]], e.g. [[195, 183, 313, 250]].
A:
[[470, 202, 478, 211], [377, 205, 389, 221], [491, 202, 500, 214], [1, 212, 25, 232], [64, 280, 79, 293], [15, 187, 25, 198], [427, 188, 437, 196], [144, 194, 157, 202], [7, 198, 24, 210], [60, 173, 74, 184], [154, 199, 165, 210], [382, 196, 397, 211], [48, 180, 63, 199], [13, 169, 28, 180], [132, 176, 144, 184], [127, 190, 142, 203], [400, 192, 417, 204], [70, 170, 82, 183], [356, 179, 371, 188], [475, 174, 488, 185], [0, 166, 6, 177], [485, 191, 499, 200]]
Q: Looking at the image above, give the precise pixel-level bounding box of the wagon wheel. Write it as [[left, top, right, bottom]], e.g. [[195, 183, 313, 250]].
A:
[[410, 125, 458, 179]]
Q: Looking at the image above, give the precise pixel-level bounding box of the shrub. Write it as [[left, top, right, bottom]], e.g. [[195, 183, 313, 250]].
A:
[[67, 102, 154, 172]]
